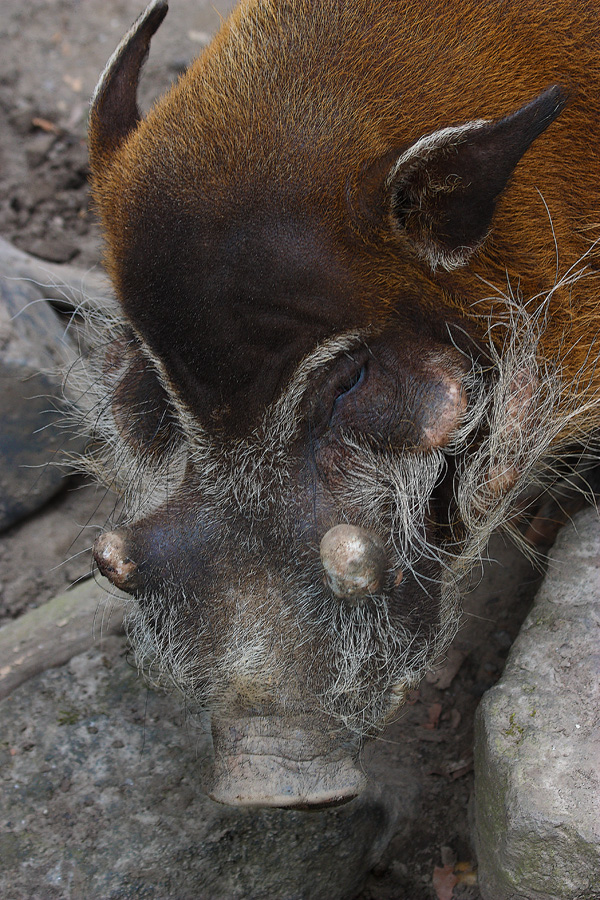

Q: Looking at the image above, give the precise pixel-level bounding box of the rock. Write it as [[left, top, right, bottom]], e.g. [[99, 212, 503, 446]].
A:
[[0, 606, 405, 900], [0, 277, 71, 530], [0, 235, 113, 315], [15, 233, 80, 264], [0, 575, 125, 701], [8, 103, 39, 135], [0, 237, 111, 530], [473, 507, 600, 900], [24, 131, 57, 168]]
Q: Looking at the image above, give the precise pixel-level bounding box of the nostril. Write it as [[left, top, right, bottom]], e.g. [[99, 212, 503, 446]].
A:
[[320, 524, 388, 604], [93, 530, 140, 593]]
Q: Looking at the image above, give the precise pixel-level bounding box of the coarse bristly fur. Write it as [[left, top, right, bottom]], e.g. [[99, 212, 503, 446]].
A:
[[62, 238, 600, 736], [71, 0, 600, 763]]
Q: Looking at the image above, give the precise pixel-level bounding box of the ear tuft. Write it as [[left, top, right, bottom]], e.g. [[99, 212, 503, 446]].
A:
[[388, 85, 568, 271], [89, 0, 168, 173]]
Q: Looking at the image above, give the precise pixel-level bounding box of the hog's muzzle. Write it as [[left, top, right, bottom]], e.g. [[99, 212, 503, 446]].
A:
[[93, 525, 370, 808], [208, 714, 367, 808]]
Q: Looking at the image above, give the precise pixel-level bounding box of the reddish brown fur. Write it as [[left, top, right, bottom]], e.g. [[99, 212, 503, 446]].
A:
[[91, 0, 600, 417], [83, 0, 600, 806]]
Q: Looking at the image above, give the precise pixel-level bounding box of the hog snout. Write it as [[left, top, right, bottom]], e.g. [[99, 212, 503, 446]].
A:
[[320, 524, 390, 603], [208, 714, 367, 808]]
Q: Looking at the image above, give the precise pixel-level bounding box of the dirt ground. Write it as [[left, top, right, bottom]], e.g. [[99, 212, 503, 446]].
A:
[[0, 3, 560, 898]]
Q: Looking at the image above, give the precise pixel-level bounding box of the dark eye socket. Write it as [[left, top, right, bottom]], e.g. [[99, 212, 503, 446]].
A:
[[307, 352, 368, 436], [333, 362, 366, 405]]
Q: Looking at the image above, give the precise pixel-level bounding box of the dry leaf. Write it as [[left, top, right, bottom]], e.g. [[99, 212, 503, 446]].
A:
[[422, 701, 443, 729], [455, 861, 478, 885], [63, 74, 83, 93], [31, 117, 60, 135], [426, 646, 467, 689], [433, 864, 458, 900]]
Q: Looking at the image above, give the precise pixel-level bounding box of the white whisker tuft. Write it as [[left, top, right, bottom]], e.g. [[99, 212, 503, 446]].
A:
[[61, 244, 600, 737]]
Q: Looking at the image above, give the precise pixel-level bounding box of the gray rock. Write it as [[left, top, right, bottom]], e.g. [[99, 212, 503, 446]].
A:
[[473, 507, 600, 900], [0, 236, 111, 311], [0, 280, 69, 529], [15, 233, 80, 264], [0, 575, 125, 701], [0, 608, 405, 900], [0, 237, 105, 530]]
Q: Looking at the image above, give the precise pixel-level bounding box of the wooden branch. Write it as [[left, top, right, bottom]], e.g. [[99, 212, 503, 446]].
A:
[[0, 576, 126, 700]]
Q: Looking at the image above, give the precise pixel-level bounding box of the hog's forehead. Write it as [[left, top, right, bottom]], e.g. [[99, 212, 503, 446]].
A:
[[97, 0, 528, 433], [111, 201, 380, 431]]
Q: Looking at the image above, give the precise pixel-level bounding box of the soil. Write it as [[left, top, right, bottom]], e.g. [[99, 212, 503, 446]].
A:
[[0, 3, 562, 898]]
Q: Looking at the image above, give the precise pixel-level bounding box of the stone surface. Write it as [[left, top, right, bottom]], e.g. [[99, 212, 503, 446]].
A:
[[0, 239, 82, 529], [473, 507, 600, 900], [0, 228, 111, 309], [0, 575, 125, 700], [0, 237, 111, 530], [0, 604, 406, 900]]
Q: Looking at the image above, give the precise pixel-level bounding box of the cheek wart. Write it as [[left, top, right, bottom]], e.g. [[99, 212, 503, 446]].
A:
[[420, 374, 468, 448]]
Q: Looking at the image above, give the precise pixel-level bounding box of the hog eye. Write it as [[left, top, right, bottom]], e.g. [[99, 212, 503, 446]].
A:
[[333, 363, 366, 405], [309, 353, 369, 435]]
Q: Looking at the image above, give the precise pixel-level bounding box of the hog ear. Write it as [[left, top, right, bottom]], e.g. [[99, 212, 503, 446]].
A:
[[387, 85, 567, 271], [88, 0, 168, 172]]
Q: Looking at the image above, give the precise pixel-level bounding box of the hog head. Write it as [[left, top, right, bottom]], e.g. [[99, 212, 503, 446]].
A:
[[81, 0, 575, 807]]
